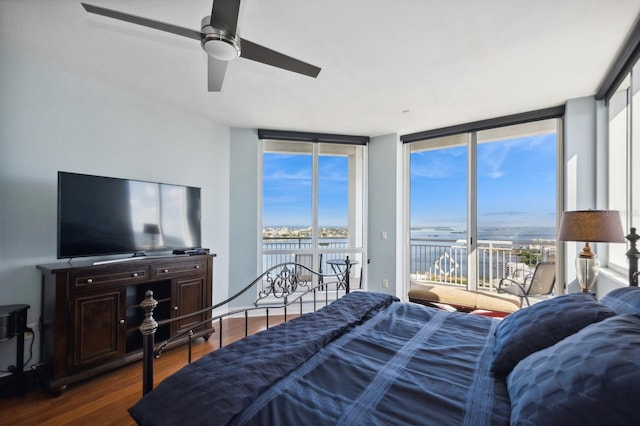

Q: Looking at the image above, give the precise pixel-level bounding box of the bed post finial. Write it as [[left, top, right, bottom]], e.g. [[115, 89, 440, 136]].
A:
[[140, 290, 158, 395], [626, 227, 639, 286]]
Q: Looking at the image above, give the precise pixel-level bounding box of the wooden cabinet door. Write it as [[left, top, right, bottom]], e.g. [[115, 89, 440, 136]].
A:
[[70, 289, 125, 371], [171, 277, 205, 335]]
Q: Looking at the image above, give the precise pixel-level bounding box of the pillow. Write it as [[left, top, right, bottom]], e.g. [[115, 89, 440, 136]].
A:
[[507, 314, 640, 426], [600, 286, 640, 315], [491, 293, 616, 376]]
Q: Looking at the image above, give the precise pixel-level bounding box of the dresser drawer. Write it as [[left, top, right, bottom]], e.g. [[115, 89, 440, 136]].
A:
[[71, 265, 149, 290], [151, 258, 208, 279]]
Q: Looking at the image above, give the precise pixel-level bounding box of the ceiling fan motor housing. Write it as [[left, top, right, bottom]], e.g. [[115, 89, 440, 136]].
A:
[[201, 16, 241, 61]]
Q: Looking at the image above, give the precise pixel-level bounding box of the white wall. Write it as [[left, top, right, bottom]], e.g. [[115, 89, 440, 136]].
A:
[[0, 47, 231, 375], [228, 128, 260, 307], [562, 97, 597, 294], [564, 97, 598, 210], [368, 133, 401, 296]]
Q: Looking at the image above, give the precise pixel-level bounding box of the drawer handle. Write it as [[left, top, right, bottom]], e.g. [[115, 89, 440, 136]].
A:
[[132, 273, 139, 277], [119, 319, 125, 324], [86, 278, 93, 284], [173, 306, 179, 311], [195, 265, 200, 269], [163, 269, 169, 273]]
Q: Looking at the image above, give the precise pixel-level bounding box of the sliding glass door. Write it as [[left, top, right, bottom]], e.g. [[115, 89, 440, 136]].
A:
[[476, 125, 557, 286], [262, 140, 366, 288], [410, 135, 468, 286], [408, 120, 558, 291]]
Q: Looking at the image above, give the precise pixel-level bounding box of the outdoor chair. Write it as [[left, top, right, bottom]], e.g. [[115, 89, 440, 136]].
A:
[[506, 261, 532, 282], [294, 253, 323, 288], [497, 261, 556, 307]]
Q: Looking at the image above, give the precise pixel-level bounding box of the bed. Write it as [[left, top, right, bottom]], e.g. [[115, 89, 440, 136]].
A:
[[129, 242, 640, 425]]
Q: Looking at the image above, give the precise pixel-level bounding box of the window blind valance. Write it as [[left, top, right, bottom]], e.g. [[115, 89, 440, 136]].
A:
[[400, 105, 565, 144], [258, 129, 369, 145], [595, 15, 640, 103]]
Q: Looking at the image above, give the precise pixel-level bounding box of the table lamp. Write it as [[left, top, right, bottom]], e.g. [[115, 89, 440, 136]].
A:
[[143, 223, 161, 248], [557, 210, 626, 292]]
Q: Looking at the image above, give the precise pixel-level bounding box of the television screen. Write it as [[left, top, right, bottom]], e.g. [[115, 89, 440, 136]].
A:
[[58, 172, 201, 259]]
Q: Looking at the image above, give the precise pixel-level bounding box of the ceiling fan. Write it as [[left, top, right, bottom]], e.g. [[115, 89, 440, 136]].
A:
[[81, 0, 321, 92]]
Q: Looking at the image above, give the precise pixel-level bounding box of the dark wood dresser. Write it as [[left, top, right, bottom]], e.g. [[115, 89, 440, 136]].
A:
[[37, 254, 215, 394]]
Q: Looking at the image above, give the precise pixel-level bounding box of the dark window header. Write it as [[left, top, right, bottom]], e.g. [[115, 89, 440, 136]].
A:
[[595, 14, 640, 103], [258, 129, 369, 145], [400, 105, 565, 144]]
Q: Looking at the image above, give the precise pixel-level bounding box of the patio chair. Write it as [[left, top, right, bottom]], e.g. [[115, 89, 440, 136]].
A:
[[498, 261, 556, 307], [505, 261, 532, 282], [294, 253, 323, 288]]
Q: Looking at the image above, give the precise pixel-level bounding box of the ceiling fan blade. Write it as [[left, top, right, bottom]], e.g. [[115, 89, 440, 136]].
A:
[[81, 2, 203, 41], [209, 0, 241, 34], [240, 39, 321, 78], [208, 56, 229, 92]]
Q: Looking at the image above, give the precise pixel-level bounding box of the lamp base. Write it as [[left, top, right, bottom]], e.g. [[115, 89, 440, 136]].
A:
[[576, 255, 599, 293]]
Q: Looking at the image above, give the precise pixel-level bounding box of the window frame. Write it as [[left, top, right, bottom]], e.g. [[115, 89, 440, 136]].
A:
[[607, 59, 640, 275], [260, 139, 368, 288], [404, 118, 562, 294]]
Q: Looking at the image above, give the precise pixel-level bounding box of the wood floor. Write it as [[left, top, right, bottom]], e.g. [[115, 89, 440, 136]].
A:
[[0, 315, 293, 426]]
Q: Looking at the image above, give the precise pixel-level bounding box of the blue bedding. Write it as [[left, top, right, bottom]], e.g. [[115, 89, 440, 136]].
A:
[[129, 292, 510, 425]]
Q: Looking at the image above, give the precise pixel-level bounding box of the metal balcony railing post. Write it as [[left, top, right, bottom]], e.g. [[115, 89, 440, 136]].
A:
[[489, 243, 494, 290]]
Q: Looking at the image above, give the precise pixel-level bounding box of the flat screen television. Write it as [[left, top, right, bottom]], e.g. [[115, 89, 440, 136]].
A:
[[57, 172, 202, 259]]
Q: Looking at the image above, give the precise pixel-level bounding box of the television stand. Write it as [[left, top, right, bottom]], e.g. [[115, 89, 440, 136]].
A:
[[37, 254, 215, 394]]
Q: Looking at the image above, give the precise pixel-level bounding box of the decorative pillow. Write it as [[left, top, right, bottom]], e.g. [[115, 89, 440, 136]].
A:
[[600, 286, 640, 315], [507, 314, 640, 426], [491, 293, 616, 376]]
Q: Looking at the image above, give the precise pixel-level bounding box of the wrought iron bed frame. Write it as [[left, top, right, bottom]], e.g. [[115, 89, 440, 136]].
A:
[[137, 226, 640, 396], [138, 257, 355, 395]]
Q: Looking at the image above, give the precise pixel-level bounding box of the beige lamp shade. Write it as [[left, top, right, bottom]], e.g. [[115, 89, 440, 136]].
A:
[[557, 210, 625, 244]]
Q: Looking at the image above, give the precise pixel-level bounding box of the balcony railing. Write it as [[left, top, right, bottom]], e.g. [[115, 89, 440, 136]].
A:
[[411, 238, 556, 290], [262, 237, 556, 291], [262, 239, 349, 271], [262, 238, 359, 290]]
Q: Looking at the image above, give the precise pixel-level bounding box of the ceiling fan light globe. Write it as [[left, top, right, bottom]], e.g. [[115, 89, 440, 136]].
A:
[[200, 16, 240, 61], [203, 38, 240, 61]]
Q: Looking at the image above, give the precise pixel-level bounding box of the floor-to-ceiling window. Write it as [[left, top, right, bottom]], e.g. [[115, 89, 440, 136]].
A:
[[409, 134, 468, 286], [608, 58, 640, 273], [407, 118, 560, 291], [261, 139, 366, 288]]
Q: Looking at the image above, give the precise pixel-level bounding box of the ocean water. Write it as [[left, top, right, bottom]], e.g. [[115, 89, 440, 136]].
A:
[[411, 225, 556, 246], [409, 225, 557, 280]]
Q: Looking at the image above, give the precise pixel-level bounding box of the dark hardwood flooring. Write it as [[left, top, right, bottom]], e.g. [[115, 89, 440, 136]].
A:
[[0, 315, 293, 425]]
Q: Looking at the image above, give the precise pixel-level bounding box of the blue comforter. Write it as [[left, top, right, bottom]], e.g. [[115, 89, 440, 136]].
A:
[[130, 292, 510, 425]]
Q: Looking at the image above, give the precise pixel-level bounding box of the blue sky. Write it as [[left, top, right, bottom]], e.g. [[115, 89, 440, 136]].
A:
[[411, 133, 557, 229], [263, 154, 348, 227], [263, 133, 556, 229]]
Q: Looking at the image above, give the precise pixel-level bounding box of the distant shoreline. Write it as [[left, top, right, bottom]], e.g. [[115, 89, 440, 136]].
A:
[[263, 225, 556, 246], [263, 226, 348, 239]]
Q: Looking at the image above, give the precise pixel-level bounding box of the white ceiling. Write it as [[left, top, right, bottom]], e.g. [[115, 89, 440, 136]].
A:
[[1, 0, 639, 137]]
